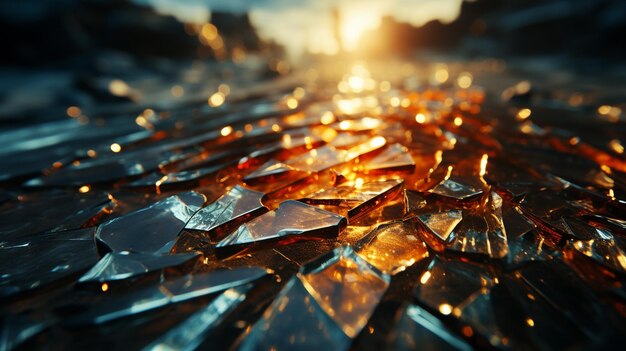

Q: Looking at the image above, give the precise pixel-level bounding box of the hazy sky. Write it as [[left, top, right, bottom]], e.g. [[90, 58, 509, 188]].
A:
[[137, 0, 465, 57]]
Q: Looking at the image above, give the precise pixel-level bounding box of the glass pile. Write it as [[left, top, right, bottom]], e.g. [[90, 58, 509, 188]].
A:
[[1, 61, 625, 350]]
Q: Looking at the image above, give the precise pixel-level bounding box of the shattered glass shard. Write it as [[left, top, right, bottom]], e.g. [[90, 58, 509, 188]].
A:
[[216, 200, 346, 257], [416, 210, 463, 250], [566, 227, 626, 273], [78, 251, 200, 284], [70, 267, 268, 325], [301, 179, 403, 220], [430, 177, 483, 200], [0, 227, 99, 296], [387, 304, 472, 351], [185, 185, 268, 240], [414, 257, 494, 312], [95, 191, 205, 253], [142, 286, 249, 351], [363, 143, 415, 174], [447, 192, 509, 258], [239, 246, 389, 351], [355, 219, 429, 275]]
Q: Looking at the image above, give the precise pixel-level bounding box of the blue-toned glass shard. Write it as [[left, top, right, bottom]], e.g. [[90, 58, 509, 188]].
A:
[[78, 251, 200, 284], [185, 185, 268, 240], [95, 191, 205, 253]]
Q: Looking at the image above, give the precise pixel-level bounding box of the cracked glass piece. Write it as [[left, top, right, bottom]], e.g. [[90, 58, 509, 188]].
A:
[[355, 219, 429, 275], [142, 286, 249, 351], [96, 191, 205, 253], [301, 179, 403, 220], [185, 185, 268, 240], [244, 146, 343, 182], [363, 143, 415, 174], [387, 304, 472, 351], [447, 192, 509, 259], [429, 177, 483, 200], [238, 246, 389, 351], [70, 267, 268, 325], [216, 200, 346, 257], [414, 257, 494, 314], [0, 227, 99, 296], [416, 210, 463, 250], [0, 191, 111, 240], [565, 224, 626, 273], [78, 252, 200, 284]]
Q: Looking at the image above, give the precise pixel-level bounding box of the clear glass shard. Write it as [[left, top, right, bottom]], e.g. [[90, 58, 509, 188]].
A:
[[447, 192, 509, 258], [430, 177, 483, 200], [216, 200, 346, 257], [387, 304, 472, 351], [364, 143, 415, 174], [185, 185, 268, 240], [142, 286, 249, 351], [95, 191, 205, 253], [566, 227, 626, 273], [239, 246, 389, 351], [414, 257, 494, 313], [417, 210, 463, 250], [70, 267, 268, 325], [355, 219, 429, 275], [0, 227, 99, 297], [301, 179, 404, 220], [78, 252, 200, 284]]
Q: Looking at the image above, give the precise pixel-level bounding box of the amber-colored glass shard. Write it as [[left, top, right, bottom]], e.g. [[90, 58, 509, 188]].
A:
[[363, 143, 415, 174], [416, 210, 463, 250], [355, 219, 429, 275], [387, 304, 472, 351], [447, 192, 509, 258], [185, 185, 268, 240], [238, 246, 389, 351], [301, 179, 403, 220], [332, 117, 383, 132], [96, 191, 205, 253], [78, 251, 200, 284], [215, 200, 346, 257], [430, 177, 483, 200], [328, 132, 369, 149]]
